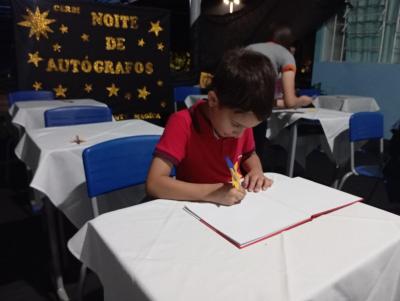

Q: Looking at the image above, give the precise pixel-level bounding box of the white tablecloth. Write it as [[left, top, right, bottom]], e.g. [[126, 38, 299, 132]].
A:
[[268, 108, 352, 166], [9, 98, 108, 130], [68, 177, 400, 301], [15, 119, 163, 227], [314, 95, 380, 113], [184, 94, 207, 108]]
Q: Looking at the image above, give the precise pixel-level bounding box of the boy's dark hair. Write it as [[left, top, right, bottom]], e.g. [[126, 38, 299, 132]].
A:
[[211, 48, 275, 121], [270, 25, 294, 49]]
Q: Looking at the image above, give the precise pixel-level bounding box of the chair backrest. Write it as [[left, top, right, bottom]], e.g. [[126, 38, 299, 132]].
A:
[[298, 88, 320, 97], [82, 135, 160, 198], [349, 112, 384, 142], [8, 90, 55, 107], [44, 105, 112, 127], [173, 86, 201, 103]]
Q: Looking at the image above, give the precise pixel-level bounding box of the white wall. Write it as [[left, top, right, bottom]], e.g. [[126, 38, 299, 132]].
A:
[[312, 28, 400, 138]]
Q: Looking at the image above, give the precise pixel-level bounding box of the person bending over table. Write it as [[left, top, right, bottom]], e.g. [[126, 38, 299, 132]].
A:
[[246, 25, 313, 159], [146, 48, 276, 206]]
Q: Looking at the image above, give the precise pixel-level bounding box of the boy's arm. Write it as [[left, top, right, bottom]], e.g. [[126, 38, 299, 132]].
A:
[[146, 157, 246, 206], [241, 152, 272, 192]]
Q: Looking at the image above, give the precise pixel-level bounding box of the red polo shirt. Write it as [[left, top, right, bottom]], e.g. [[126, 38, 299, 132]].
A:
[[154, 100, 255, 183]]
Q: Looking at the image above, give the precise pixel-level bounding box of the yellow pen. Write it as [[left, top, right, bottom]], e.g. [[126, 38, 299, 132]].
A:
[[225, 157, 241, 190]]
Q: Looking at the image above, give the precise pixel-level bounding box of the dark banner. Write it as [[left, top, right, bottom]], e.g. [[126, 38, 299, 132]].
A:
[[12, 0, 171, 121]]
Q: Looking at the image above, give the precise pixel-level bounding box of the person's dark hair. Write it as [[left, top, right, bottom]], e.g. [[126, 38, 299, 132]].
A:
[[211, 48, 275, 121], [271, 25, 294, 49]]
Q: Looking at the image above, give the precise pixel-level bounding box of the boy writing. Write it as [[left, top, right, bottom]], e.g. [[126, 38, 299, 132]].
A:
[[146, 48, 276, 206]]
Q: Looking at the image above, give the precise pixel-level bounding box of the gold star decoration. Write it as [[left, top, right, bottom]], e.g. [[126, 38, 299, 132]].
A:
[[81, 33, 90, 42], [32, 81, 42, 91], [18, 7, 55, 41], [148, 21, 163, 37], [157, 42, 165, 51], [137, 86, 151, 100], [124, 92, 132, 100], [59, 24, 68, 34], [52, 43, 61, 52], [160, 101, 167, 108], [138, 38, 145, 47], [27, 51, 43, 67], [54, 84, 67, 98], [106, 83, 119, 97], [157, 80, 163, 87], [84, 84, 93, 93]]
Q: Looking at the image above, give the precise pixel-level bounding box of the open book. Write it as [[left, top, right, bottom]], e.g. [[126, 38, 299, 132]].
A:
[[184, 173, 361, 248]]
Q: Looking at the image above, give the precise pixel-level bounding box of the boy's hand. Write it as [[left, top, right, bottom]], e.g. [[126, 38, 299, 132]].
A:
[[242, 171, 273, 192], [207, 184, 246, 206]]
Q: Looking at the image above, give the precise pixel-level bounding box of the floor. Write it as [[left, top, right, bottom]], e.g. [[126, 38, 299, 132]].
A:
[[0, 112, 399, 300]]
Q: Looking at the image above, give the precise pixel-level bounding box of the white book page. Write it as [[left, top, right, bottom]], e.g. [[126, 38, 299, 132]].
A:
[[185, 194, 307, 246], [184, 173, 308, 246], [274, 177, 361, 216]]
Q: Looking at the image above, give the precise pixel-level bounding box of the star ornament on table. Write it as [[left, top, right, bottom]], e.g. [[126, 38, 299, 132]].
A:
[[148, 21, 163, 37], [138, 86, 151, 100], [18, 7, 55, 41], [54, 84, 67, 98], [32, 81, 42, 91], [71, 135, 86, 145], [106, 83, 119, 97], [27, 51, 43, 67]]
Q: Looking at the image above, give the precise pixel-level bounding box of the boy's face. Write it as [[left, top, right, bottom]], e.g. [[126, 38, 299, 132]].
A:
[[208, 91, 262, 138]]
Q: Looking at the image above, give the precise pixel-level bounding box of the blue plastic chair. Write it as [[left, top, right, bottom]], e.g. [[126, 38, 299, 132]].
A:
[[44, 105, 112, 127], [78, 135, 160, 300], [338, 112, 384, 190], [82, 134, 160, 215], [41, 104, 112, 300], [173, 86, 201, 111], [8, 90, 54, 107], [297, 88, 321, 98]]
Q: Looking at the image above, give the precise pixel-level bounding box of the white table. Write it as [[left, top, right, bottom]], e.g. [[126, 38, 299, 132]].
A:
[[268, 108, 353, 177], [15, 119, 163, 228], [9, 98, 108, 130], [14, 118, 162, 300], [314, 95, 380, 113], [68, 177, 400, 301]]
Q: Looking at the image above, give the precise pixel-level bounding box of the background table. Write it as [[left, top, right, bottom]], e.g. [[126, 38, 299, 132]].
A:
[[314, 95, 380, 113], [9, 98, 108, 130], [15, 119, 163, 227], [268, 108, 353, 176], [68, 173, 400, 301]]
